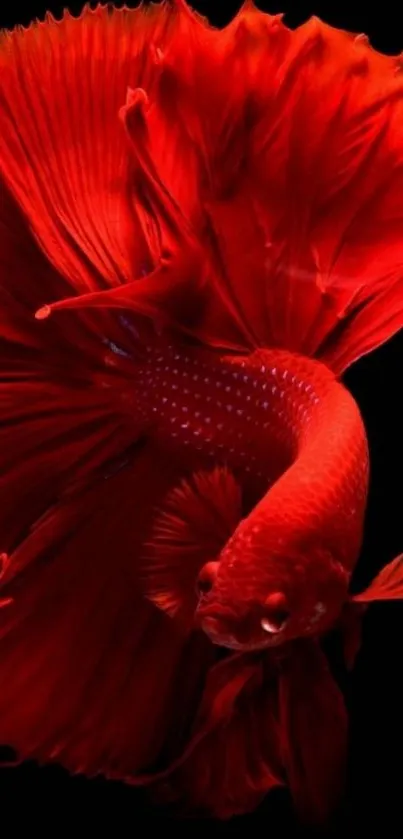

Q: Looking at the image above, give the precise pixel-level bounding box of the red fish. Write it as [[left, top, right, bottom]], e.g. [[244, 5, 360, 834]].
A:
[[1, 0, 403, 823]]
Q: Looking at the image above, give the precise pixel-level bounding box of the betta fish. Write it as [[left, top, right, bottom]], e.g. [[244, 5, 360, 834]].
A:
[[1, 0, 403, 824]]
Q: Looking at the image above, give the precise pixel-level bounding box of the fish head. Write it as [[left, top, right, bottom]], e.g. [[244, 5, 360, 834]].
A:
[[195, 518, 349, 651]]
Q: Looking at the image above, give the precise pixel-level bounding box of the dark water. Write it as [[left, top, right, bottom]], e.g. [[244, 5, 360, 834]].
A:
[[0, 0, 402, 833]]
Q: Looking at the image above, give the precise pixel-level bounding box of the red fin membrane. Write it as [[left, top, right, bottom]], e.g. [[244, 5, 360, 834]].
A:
[[339, 554, 403, 668], [150, 653, 284, 819], [4, 6, 403, 366], [278, 641, 348, 824], [2, 4, 239, 350], [337, 602, 368, 670], [143, 466, 242, 623], [33, 86, 208, 330], [0, 443, 215, 778], [0, 5, 161, 296], [203, 15, 403, 372], [353, 554, 403, 602]]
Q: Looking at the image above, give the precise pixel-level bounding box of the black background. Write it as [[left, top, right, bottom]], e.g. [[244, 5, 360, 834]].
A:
[[0, 1, 402, 834]]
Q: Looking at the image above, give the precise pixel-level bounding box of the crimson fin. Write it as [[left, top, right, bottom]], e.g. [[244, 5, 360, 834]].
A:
[[353, 554, 403, 602], [279, 641, 348, 824], [151, 653, 284, 818], [142, 466, 242, 624]]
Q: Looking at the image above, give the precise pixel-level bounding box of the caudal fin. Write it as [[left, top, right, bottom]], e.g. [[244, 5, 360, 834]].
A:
[[0, 127, 212, 781], [18, 6, 403, 375], [0, 432, 215, 779], [196, 11, 403, 374]]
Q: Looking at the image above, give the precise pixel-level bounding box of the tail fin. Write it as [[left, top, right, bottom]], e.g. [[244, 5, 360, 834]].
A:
[[0, 431, 215, 780], [14, 5, 403, 375], [197, 11, 403, 375]]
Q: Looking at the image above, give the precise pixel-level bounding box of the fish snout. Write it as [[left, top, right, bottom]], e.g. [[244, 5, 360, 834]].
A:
[[198, 607, 243, 648]]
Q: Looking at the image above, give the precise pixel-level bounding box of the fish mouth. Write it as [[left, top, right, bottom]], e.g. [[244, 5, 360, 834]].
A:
[[200, 616, 240, 648], [200, 616, 284, 650], [197, 606, 286, 650], [196, 604, 242, 648], [196, 602, 238, 622]]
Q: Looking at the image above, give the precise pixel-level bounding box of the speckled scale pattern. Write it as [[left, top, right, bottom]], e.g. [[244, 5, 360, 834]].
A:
[[135, 343, 322, 476]]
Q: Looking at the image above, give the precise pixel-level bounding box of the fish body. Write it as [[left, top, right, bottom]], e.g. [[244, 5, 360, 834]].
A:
[[131, 336, 368, 647]]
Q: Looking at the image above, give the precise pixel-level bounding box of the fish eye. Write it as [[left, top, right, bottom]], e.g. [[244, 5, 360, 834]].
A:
[[260, 607, 290, 634], [261, 591, 290, 634], [196, 561, 219, 597]]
